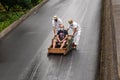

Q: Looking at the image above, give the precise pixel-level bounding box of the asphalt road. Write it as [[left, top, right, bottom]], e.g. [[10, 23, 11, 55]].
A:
[[0, 0, 101, 80]]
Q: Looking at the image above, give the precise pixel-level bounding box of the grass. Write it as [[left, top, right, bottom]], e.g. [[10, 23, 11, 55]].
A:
[[0, 11, 25, 32], [0, 0, 43, 32], [39, 0, 43, 3]]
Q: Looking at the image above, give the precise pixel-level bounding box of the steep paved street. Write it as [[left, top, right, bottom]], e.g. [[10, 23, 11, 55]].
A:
[[0, 0, 101, 80]]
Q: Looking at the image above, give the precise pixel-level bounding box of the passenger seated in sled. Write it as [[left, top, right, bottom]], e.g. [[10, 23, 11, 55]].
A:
[[52, 24, 68, 49]]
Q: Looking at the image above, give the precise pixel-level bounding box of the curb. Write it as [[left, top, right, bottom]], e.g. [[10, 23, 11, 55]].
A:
[[99, 0, 119, 80], [111, 0, 120, 79], [0, 0, 49, 39]]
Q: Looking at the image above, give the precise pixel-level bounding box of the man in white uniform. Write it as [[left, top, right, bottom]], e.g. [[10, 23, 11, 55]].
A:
[[52, 16, 63, 36], [67, 19, 81, 48]]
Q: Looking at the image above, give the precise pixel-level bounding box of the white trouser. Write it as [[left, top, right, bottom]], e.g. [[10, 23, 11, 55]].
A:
[[73, 31, 81, 45]]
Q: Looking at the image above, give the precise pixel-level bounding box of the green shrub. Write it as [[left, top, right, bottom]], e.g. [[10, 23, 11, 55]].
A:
[[0, 0, 43, 32], [18, 0, 32, 9], [0, 12, 25, 32]]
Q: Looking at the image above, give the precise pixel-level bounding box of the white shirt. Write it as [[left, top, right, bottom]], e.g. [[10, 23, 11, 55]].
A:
[[68, 21, 81, 33], [52, 18, 63, 30]]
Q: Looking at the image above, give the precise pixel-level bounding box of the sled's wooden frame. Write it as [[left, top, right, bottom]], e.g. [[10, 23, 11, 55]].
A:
[[48, 35, 73, 55]]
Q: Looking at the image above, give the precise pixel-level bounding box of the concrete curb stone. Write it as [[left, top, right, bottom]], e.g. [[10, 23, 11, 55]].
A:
[[111, 0, 120, 79], [99, 0, 119, 80], [0, 0, 49, 39]]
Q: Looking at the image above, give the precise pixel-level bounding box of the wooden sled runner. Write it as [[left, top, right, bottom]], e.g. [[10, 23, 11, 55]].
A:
[[48, 35, 73, 55]]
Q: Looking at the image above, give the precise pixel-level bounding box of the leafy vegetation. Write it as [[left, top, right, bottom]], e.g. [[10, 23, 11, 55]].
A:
[[0, 0, 43, 32]]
